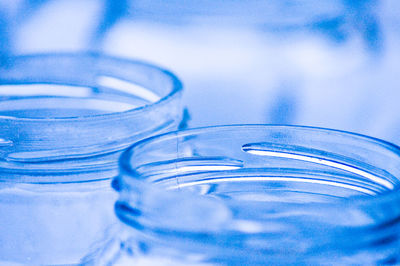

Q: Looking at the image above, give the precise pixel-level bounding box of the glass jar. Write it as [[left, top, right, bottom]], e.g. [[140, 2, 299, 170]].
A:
[[98, 125, 400, 265], [0, 53, 183, 265]]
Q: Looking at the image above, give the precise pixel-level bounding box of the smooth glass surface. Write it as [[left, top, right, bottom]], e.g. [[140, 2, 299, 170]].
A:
[[0, 53, 183, 265], [97, 125, 400, 265]]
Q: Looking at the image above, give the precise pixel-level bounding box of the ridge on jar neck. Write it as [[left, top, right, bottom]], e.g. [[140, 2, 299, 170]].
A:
[[115, 125, 400, 264], [0, 53, 183, 183]]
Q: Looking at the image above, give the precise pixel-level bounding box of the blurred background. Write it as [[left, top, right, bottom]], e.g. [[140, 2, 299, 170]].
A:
[[1, 0, 400, 143]]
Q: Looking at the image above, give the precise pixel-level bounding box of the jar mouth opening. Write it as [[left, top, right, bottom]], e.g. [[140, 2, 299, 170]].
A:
[[117, 125, 400, 233], [121, 124, 400, 196], [0, 53, 184, 183], [0, 52, 182, 122]]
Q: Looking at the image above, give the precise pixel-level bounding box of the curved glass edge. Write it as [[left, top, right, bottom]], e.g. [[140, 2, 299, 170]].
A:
[[0, 52, 183, 122], [120, 124, 400, 177]]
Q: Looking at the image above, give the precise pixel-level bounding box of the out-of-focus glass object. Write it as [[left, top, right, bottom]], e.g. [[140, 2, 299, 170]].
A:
[[0, 53, 182, 265], [91, 125, 400, 265], [100, 0, 400, 144], [1, 1, 400, 140]]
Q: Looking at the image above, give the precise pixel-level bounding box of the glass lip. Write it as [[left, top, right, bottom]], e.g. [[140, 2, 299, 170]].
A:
[[120, 124, 400, 195], [0, 52, 183, 122]]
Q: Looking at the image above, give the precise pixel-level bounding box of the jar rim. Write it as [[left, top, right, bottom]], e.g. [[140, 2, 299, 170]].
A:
[[119, 124, 400, 204], [0, 52, 183, 122], [121, 124, 400, 180]]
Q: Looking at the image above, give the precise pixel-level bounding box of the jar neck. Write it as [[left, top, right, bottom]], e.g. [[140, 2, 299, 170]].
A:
[[0, 118, 181, 183], [115, 169, 400, 264]]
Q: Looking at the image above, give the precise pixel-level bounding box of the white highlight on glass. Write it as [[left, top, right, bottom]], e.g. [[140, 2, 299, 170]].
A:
[[245, 149, 394, 190], [168, 176, 377, 196], [97, 76, 161, 103], [0, 98, 134, 113], [176, 165, 242, 173], [0, 84, 92, 97]]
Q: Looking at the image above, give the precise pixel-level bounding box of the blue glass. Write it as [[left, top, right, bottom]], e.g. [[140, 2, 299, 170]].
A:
[[0, 53, 183, 265], [95, 125, 400, 265]]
